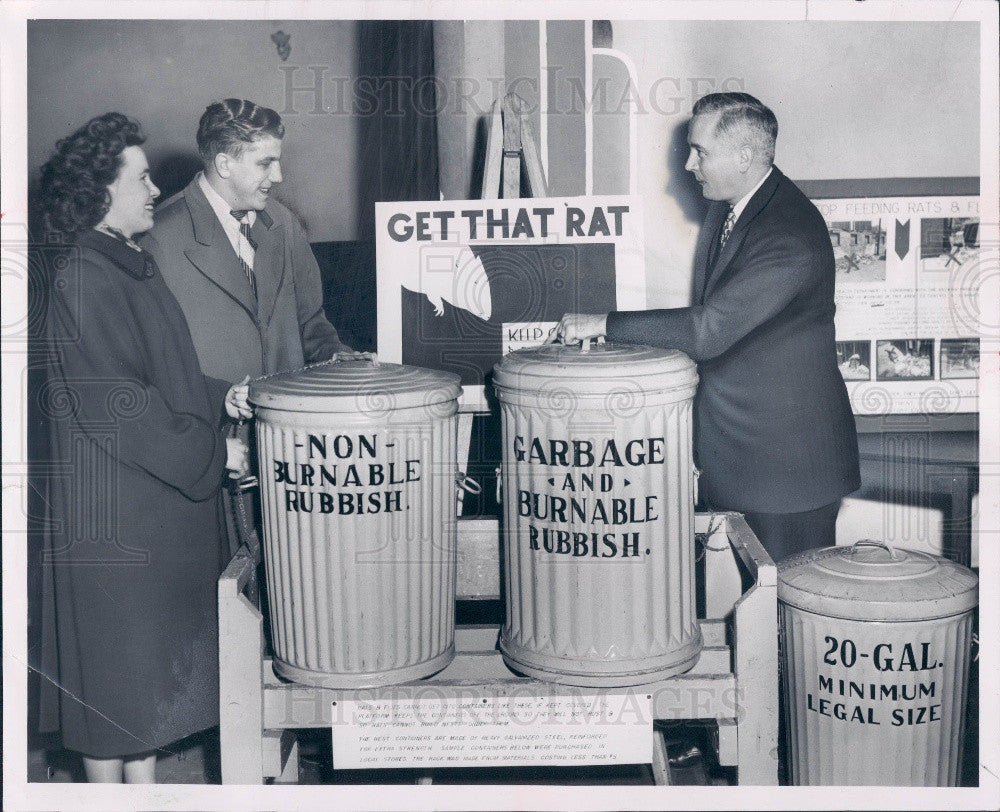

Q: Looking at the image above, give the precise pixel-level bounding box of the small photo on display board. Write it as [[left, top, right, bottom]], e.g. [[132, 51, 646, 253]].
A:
[[836, 340, 872, 381], [827, 219, 887, 283], [875, 339, 935, 382], [940, 338, 980, 380], [920, 217, 980, 272]]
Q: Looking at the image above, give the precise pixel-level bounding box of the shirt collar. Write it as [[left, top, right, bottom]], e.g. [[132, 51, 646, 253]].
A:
[[197, 171, 256, 228], [730, 166, 773, 221]]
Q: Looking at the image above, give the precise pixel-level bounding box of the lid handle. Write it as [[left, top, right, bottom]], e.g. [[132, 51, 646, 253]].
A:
[[456, 473, 482, 495], [331, 351, 379, 368], [850, 539, 900, 561], [580, 336, 606, 355], [234, 474, 258, 493]]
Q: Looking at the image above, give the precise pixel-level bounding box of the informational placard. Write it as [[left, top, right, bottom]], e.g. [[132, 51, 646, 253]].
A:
[[376, 196, 646, 408], [813, 195, 981, 415], [330, 692, 652, 769]]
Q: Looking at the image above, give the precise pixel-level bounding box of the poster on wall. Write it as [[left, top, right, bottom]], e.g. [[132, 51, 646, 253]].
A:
[[376, 196, 646, 408], [813, 194, 982, 415]]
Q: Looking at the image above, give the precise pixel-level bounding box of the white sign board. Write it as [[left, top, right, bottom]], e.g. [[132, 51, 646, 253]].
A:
[[815, 195, 981, 415], [376, 196, 646, 408], [331, 692, 652, 769]]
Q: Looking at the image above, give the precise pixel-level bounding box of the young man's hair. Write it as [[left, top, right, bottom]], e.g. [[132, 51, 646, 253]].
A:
[[692, 92, 778, 165], [196, 99, 285, 166]]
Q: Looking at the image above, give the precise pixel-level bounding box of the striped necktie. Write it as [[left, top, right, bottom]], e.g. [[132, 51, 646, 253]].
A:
[[230, 210, 257, 299], [719, 207, 737, 249]]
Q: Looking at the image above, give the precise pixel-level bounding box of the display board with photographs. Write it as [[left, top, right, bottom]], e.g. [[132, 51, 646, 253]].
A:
[[813, 193, 981, 415]]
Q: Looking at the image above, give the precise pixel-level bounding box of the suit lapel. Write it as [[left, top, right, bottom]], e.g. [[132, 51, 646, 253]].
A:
[[248, 208, 285, 326], [702, 167, 784, 300], [182, 180, 258, 318], [693, 203, 725, 306]]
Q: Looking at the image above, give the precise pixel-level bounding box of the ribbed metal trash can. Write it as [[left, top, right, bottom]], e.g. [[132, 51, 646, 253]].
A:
[[778, 541, 978, 785], [493, 341, 702, 686], [249, 357, 462, 688]]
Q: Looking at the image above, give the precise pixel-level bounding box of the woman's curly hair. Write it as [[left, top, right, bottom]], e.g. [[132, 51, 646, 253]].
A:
[[38, 113, 146, 243]]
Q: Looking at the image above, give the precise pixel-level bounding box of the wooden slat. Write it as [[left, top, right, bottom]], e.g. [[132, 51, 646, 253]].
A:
[[647, 674, 736, 721], [261, 729, 282, 778], [454, 624, 499, 650], [219, 553, 266, 784], [501, 94, 523, 199], [262, 644, 731, 690], [714, 718, 739, 767], [276, 734, 299, 784], [219, 544, 256, 598], [700, 619, 726, 647], [437, 646, 729, 682], [703, 515, 744, 620], [693, 513, 715, 535], [262, 664, 737, 728], [725, 512, 777, 587], [519, 115, 547, 197], [454, 621, 726, 651], [456, 519, 501, 599], [480, 98, 504, 199], [262, 728, 298, 781], [650, 728, 671, 786], [732, 559, 779, 785]]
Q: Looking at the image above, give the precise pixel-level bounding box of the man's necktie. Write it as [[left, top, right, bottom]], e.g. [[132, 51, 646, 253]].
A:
[[230, 210, 257, 299], [719, 207, 737, 250]]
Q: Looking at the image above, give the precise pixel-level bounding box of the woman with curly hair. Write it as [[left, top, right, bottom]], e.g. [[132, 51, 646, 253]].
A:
[[38, 112, 252, 783]]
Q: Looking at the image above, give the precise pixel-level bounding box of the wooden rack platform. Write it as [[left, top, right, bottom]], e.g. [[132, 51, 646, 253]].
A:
[[218, 512, 778, 785]]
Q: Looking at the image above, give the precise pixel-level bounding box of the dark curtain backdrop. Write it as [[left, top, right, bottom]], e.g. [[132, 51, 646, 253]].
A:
[[322, 20, 439, 353], [355, 20, 439, 237]]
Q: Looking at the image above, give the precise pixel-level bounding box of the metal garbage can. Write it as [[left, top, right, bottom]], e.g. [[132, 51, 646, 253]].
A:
[[249, 356, 462, 688], [778, 540, 978, 785], [493, 340, 702, 686]]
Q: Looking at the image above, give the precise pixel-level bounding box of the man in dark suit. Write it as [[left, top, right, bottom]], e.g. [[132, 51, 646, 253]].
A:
[[144, 98, 352, 384], [555, 92, 859, 561], [144, 99, 355, 558]]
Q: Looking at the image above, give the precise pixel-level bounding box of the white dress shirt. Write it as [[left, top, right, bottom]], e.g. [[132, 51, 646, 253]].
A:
[[198, 172, 256, 271], [730, 166, 773, 223]]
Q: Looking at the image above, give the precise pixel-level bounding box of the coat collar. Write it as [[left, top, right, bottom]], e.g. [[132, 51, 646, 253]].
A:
[[180, 176, 283, 322], [77, 229, 156, 280], [697, 165, 785, 301], [185, 175, 274, 247]]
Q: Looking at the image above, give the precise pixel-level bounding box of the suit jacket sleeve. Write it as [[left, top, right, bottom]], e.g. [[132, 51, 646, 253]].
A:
[[49, 259, 227, 502], [290, 217, 353, 360], [607, 229, 819, 362]]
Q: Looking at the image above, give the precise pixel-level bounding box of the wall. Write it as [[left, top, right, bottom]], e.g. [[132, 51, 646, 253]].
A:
[[611, 20, 980, 307], [28, 19, 360, 242], [26, 20, 981, 273], [433, 20, 583, 201]]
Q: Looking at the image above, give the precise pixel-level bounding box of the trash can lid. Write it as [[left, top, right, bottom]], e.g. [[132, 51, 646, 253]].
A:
[[248, 355, 462, 413], [778, 540, 978, 621], [493, 340, 697, 399]]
